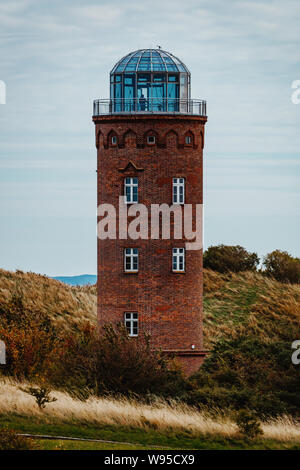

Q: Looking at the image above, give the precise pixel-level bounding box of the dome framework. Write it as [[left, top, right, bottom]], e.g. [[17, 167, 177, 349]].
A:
[[110, 49, 190, 73], [110, 48, 191, 113]]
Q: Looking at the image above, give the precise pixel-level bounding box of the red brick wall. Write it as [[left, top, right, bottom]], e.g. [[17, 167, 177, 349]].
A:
[[172, 354, 206, 376], [93, 114, 207, 373]]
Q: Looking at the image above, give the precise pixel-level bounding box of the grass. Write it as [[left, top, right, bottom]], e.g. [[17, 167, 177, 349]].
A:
[[0, 378, 237, 437], [203, 269, 300, 348], [1, 267, 300, 449], [1, 266, 299, 347], [1, 379, 300, 449], [0, 268, 97, 331], [35, 438, 300, 451], [2, 415, 300, 450], [36, 439, 161, 450]]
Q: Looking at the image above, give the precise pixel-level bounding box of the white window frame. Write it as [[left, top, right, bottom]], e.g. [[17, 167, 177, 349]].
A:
[[185, 135, 192, 145], [124, 177, 138, 204], [173, 177, 185, 204], [124, 248, 138, 272], [172, 248, 185, 272], [147, 135, 156, 144], [111, 135, 117, 145], [124, 312, 138, 337]]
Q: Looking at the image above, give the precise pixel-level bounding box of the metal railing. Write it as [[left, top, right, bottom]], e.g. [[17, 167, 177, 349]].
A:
[[93, 99, 207, 116]]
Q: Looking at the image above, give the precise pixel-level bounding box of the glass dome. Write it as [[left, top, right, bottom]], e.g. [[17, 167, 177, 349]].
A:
[[110, 48, 191, 113], [111, 49, 190, 73]]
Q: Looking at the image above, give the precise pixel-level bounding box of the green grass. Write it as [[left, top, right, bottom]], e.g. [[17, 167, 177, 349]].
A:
[[204, 281, 263, 325], [36, 439, 165, 450], [1, 414, 300, 450]]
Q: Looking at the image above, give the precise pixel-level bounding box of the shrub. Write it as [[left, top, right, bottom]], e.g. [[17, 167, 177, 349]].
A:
[[183, 386, 253, 411], [22, 385, 57, 409], [263, 250, 300, 284], [49, 323, 186, 398], [0, 318, 57, 379], [203, 245, 259, 273], [188, 334, 300, 418], [235, 410, 263, 440], [0, 293, 58, 379], [0, 427, 38, 450]]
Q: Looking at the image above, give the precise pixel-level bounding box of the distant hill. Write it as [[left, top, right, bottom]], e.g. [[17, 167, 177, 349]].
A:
[[53, 274, 97, 286]]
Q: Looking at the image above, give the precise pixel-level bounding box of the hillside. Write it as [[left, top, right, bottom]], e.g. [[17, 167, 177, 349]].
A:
[[0, 269, 97, 331], [1, 267, 300, 417], [1, 267, 300, 344], [203, 269, 300, 348]]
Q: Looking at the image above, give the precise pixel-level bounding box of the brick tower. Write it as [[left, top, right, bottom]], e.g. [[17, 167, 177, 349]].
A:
[[93, 49, 207, 375]]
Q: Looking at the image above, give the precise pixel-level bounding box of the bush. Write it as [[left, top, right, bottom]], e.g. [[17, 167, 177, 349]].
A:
[[0, 428, 38, 450], [0, 293, 58, 379], [0, 319, 57, 380], [22, 384, 57, 409], [49, 323, 186, 398], [188, 334, 300, 417], [235, 410, 263, 440], [203, 245, 259, 273], [263, 250, 300, 284]]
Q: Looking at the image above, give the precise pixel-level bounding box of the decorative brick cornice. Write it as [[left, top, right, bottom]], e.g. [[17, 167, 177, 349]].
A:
[[94, 114, 206, 150]]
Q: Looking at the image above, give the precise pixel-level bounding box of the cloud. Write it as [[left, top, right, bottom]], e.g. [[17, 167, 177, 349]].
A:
[[0, 0, 300, 271], [72, 4, 122, 25]]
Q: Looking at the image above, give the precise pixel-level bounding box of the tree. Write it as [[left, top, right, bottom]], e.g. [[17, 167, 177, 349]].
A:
[[203, 245, 259, 273], [22, 385, 57, 409], [263, 250, 300, 284], [235, 410, 263, 440]]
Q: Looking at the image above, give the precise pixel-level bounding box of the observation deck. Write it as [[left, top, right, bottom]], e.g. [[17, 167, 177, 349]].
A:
[[93, 98, 207, 116]]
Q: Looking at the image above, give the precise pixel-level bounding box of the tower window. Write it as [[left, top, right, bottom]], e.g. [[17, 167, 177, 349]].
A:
[[173, 248, 185, 272], [147, 135, 156, 144], [124, 248, 138, 272], [124, 177, 138, 203], [185, 136, 192, 145], [124, 312, 138, 337], [173, 178, 185, 204], [111, 135, 117, 145]]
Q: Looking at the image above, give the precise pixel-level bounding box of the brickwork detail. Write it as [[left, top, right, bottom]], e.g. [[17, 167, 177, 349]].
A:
[[93, 114, 207, 375]]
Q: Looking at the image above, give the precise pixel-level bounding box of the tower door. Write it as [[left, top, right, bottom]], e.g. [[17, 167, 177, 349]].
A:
[[137, 74, 150, 111], [124, 74, 135, 112]]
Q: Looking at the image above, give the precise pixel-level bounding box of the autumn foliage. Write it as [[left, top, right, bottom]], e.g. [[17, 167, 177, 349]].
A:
[[0, 290, 184, 397]]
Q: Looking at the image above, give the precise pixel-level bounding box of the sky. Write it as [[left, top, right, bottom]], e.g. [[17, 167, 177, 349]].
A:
[[0, 0, 299, 276]]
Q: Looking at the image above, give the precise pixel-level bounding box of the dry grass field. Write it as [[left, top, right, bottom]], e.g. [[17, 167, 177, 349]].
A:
[[203, 268, 300, 348], [1, 378, 300, 443], [0, 268, 97, 331]]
